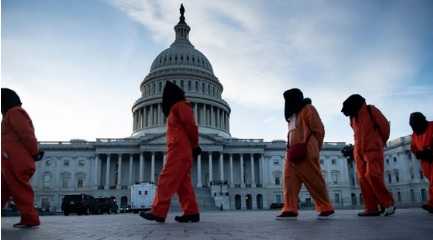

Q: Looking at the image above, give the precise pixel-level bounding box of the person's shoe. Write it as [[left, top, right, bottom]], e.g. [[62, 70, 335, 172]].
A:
[[358, 211, 382, 217], [174, 213, 200, 223], [382, 206, 396, 216], [139, 212, 165, 223], [276, 211, 298, 220], [13, 222, 39, 229], [421, 204, 433, 214], [318, 210, 335, 219]]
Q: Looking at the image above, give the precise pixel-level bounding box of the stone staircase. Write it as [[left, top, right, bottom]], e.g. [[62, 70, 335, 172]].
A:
[[169, 187, 216, 212]]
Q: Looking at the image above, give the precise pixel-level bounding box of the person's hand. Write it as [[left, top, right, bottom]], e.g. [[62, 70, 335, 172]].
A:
[[192, 147, 202, 159]]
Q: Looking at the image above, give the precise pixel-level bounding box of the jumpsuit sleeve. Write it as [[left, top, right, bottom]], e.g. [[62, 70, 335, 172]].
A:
[[8, 108, 39, 156], [306, 106, 325, 149], [175, 102, 199, 149]]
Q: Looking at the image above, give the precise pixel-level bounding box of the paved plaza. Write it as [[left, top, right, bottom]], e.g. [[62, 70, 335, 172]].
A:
[[2, 209, 432, 240]]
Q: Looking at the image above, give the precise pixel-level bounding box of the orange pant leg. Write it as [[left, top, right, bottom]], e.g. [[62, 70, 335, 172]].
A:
[[3, 168, 39, 225], [420, 161, 433, 206], [177, 171, 199, 215], [363, 151, 394, 209], [2, 173, 12, 208], [151, 162, 188, 218], [356, 156, 380, 211], [281, 159, 302, 213], [298, 160, 334, 213]]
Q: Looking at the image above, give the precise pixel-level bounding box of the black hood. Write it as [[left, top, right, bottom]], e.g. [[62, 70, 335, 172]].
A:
[[283, 88, 311, 121], [341, 94, 365, 117], [162, 81, 185, 117], [410, 112, 428, 135], [1, 88, 22, 116]]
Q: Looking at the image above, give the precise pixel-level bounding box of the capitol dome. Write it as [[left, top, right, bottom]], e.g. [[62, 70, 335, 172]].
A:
[[131, 4, 231, 138]]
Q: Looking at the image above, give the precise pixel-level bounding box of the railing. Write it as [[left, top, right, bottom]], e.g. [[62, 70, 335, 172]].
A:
[[226, 138, 264, 143], [96, 138, 138, 143]]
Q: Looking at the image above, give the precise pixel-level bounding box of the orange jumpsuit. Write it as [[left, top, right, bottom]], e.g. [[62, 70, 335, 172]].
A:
[[411, 121, 433, 207], [151, 100, 200, 218], [1, 106, 40, 225], [282, 104, 334, 214], [351, 104, 394, 212]]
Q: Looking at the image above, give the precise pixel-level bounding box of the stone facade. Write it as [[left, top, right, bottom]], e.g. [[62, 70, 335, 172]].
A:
[[32, 8, 428, 212]]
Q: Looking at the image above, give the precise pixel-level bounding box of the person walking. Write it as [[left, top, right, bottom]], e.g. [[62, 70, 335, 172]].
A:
[[341, 94, 395, 216], [2, 88, 41, 228]]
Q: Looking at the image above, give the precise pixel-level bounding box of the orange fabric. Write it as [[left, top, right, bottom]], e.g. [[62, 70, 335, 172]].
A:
[[282, 104, 334, 213], [151, 101, 199, 218], [411, 122, 433, 207], [351, 104, 394, 211], [1, 106, 40, 225]]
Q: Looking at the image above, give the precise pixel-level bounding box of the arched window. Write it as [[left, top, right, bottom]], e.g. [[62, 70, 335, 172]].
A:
[[76, 173, 86, 189], [188, 81, 192, 91], [61, 172, 71, 189], [195, 81, 199, 92], [43, 172, 52, 189]]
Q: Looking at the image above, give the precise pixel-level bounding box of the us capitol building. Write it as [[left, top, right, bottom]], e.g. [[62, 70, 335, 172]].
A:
[[33, 7, 428, 212]]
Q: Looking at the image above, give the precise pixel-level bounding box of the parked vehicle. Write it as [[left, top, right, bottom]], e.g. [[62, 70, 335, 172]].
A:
[[95, 197, 119, 214], [130, 183, 156, 213], [62, 194, 96, 216]]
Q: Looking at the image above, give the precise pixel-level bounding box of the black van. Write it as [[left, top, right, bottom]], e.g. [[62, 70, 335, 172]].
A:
[[95, 197, 119, 214], [61, 194, 96, 216]]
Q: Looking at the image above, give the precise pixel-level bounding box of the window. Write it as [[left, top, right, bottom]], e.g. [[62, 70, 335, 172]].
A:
[[334, 193, 340, 204], [77, 178, 84, 189], [188, 81, 192, 91], [138, 191, 142, 195], [397, 192, 401, 202], [159, 82, 162, 92], [388, 173, 392, 184], [180, 80, 184, 89], [393, 157, 397, 163], [331, 171, 339, 184], [78, 160, 85, 167], [195, 81, 199, 91], [421, 189, 427, 201], [410, 189, 415, 201], [386, 158, 389, 164], [45, 160, 51, 167], [275, 177, 280, 185], [395, 170, 400, 183], [43, 173, 51, 189], [64, 160, 69, 167], [275, 194, 282, 203], [144, 191, 148, 195], [331, 159, 336, 165], [61, 172, 71, 188], [320, 159, 324, 165]]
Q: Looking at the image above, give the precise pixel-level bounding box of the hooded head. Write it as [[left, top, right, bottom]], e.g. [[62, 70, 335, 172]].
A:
[[1, 88, 22, 116], [162, 81, 186, 117], [341, 94, 366, 117], [410, 112, 428, 135], [283, 88, 311, 121]]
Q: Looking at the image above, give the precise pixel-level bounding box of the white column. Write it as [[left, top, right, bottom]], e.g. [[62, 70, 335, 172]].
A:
[[230, 154, 234, 187], [151, 152, 155, 183], [194, 103, 198, 124], [219, 153, 224, 181], [240, 154, 245, 188], [259, 154, 264, 186], [139, 153, 144, 182], [209, 153, 213, 185], [117, 154, 122, 189], [157, 104, 161, 125], [197, 155, 202, 187], [210, 106, 214, 127], [105, 155, 111, 189], [250, 154, 256, 188], [128, 154, 133, 185], [94, 154, 99, 188]]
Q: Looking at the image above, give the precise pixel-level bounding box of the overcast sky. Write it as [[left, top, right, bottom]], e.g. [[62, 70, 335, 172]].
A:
[[2, 0, 433, 143]]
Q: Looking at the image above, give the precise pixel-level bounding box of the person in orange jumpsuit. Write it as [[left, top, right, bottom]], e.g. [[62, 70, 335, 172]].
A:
[[277, 88, 334, 220], [2, 88, 41, 228], [409, 112, 433, 214], [341, 94, 395, 216], [140, 81, 201, 223]]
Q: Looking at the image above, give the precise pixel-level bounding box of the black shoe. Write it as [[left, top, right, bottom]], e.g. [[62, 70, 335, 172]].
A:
[[358, 211, 382, 217], [318, 210, 335, 219], [13, 223, 39, 229], [174, 213, 200, 223], [421, 204, 433, 213], [139, 212, 165, 223], [276, 211, 298, 220]]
